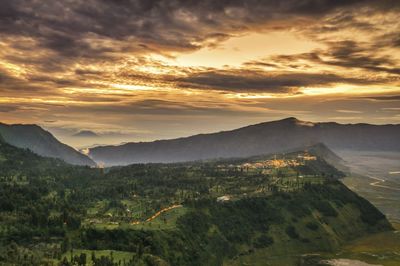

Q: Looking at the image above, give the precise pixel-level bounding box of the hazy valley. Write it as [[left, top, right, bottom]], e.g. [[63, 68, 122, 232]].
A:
[[338, 150, 400, 224]]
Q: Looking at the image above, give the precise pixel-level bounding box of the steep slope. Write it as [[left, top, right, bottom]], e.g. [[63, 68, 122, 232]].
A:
[[89, 117, 400, 166], [307, 143, 344, 163], [0, 133, 69, 174], [307, 143, 348, 172], [0, 123, 96, 166]]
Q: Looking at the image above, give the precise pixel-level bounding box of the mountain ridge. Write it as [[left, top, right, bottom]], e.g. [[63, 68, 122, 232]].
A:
[[0, 122, 96, 167], [88, 117, 400, 166]]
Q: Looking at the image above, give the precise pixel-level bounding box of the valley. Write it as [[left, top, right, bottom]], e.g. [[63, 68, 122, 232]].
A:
[[337, 150, 400, 224]]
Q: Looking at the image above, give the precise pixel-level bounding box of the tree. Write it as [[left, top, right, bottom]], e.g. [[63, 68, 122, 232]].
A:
[[59, 257, 70, 266], [61, 237, 71, 253], [79, 253, 87, 266]]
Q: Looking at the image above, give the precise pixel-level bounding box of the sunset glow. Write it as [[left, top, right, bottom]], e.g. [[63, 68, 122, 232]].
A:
[[1, 1, 399, 147]]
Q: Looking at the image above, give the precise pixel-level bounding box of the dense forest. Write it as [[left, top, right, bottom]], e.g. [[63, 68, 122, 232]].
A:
[[0, 137, 392, 265]]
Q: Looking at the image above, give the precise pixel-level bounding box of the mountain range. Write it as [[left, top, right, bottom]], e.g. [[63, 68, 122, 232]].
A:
[[0, 123, 96, 166], [1, 117, 399, 167], [88, 117, 400, 166]]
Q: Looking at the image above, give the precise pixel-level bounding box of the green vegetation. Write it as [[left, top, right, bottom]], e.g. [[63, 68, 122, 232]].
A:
[[339, 230, 400, 265], [285, 225, 299, 239], [0, 138, 394, 265], [60, 249, 136, 266]]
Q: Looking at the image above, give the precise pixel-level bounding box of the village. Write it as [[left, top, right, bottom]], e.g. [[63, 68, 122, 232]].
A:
[[217, 151, 317, 173], [83, 151, 324, 231], [241, 152, 316, 169]]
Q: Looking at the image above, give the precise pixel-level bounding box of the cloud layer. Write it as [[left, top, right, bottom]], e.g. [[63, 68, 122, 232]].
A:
[[0, 0, 399, 146]]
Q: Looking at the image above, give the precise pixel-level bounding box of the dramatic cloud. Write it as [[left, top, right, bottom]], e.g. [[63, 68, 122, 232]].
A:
[[175, 70, 375, 93], [1, 0, 397, 65], [0, 0, 399, 147], [265, 41, 400, 75]]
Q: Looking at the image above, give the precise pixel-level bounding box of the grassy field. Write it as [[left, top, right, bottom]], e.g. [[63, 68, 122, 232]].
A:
[[227, 230, 400, 266], [332, 230, 400, 266]]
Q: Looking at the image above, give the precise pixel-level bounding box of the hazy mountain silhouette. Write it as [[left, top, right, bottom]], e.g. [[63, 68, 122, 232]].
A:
[[88, 117, 400, 166], [0, 123, 96, 166], [73, 130, 99, 138]]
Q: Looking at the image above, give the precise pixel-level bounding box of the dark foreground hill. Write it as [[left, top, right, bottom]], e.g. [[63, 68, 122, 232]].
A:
[[89, 117, 400, 166], [0, 122, 96, 166]]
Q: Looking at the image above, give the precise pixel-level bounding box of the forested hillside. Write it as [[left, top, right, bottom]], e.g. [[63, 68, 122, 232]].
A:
[[0, 141, 393, 265]]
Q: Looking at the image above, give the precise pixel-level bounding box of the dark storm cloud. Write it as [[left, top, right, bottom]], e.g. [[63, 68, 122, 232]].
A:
[[175, 70, 376, 93], [0, 0, 399, 101], [306, 10, 376, 35], [0, 0, 388, 59], [261, 40, 400, 76], [318, 41, 400, 75]]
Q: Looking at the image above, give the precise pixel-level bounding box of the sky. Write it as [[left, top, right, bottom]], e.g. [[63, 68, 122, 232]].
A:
[[0, 0, 400, 148]]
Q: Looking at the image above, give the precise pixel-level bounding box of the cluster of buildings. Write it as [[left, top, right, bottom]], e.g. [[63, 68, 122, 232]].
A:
[[218, 152, 317, 172], [297, 152, 317, 161]]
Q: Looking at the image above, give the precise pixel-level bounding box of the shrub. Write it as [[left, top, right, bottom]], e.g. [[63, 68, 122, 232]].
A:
[[285, 225, 299, 239], [253, 234, 274, 248], [306, 222, 319, 231], [313, 201, 338, 217]]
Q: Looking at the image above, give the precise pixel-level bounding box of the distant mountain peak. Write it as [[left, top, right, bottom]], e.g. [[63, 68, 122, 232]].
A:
[[280, 117, 313, 124], [281, 117, 299, 122], [73, 130, 99, 138], [262, 117, 315, 128]]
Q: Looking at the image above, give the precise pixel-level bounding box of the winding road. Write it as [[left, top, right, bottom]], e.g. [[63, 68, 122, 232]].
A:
[[131, 204, 183, 225]]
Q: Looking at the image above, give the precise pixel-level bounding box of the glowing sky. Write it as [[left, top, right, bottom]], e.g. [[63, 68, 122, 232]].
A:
[[1, 0, 400, 148]]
